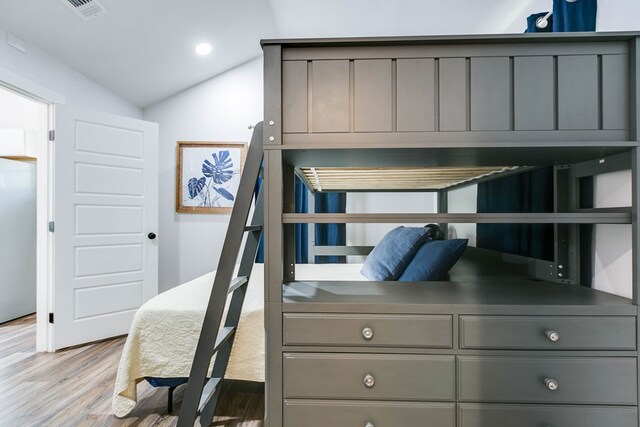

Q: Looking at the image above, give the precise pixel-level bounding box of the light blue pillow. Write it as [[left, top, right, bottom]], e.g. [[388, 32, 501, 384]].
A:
[[361, 226, 432, 280], [398, 239, 468, 281]]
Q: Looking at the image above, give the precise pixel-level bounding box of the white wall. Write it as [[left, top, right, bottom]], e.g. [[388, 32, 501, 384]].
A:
[[447, 185, 478, 247], [593, 171, 632, 299], [0, 87, 43, 130], [0, 25, 141, 118], [143, 57, 263, 292]]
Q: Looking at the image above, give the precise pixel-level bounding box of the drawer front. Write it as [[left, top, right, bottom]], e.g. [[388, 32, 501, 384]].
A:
[[458, 356, 637, 405], [458, 403, 638, 427], [284, 400, 455, 427], [283, 313, 452, 348], [460, 315, 636, 350], [283, 353, 455, 400]]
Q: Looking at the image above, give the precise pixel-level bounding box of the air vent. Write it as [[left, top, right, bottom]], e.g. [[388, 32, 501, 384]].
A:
[[59, 0, 108, 20]]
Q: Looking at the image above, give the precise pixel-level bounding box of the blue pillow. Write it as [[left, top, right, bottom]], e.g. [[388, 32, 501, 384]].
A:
[[398, 239, 468, 281], [361, 226, 432, 280]]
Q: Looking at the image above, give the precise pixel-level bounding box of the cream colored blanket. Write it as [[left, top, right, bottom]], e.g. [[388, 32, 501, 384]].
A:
[[112, 263, 366, 418], [112, 265, 265, 418]]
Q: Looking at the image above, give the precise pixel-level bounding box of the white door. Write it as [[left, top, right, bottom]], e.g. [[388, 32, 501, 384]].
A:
[[53, 105, 158, 350]]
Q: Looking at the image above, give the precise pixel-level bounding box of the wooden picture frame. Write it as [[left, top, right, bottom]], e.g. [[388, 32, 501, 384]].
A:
[[176, 141, 247, 214]]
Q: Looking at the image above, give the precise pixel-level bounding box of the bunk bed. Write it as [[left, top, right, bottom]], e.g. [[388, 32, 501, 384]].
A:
[[261, 32, 640, 427]]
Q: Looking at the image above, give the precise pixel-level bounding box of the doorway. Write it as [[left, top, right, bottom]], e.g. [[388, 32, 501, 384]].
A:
[[0, 86, 48, 335]]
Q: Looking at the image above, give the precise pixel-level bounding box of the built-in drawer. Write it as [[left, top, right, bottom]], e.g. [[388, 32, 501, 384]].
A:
[[284, 400, 455, 427], [458, 356, 637, 405], [283, 313, 452, 348], [283, 353, 455, 401], [458, 403, 638, 427], [459, 315, 636, 350]]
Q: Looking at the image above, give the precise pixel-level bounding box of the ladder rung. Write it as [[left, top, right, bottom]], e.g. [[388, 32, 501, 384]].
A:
[[244, 225, 262, 232], [213, 326, 236, 352], [228, 276, 248, 294], [198, 377, 222, 413]]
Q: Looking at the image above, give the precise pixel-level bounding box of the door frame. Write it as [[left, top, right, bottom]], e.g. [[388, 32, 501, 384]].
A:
[[0, 66, 65, 352]]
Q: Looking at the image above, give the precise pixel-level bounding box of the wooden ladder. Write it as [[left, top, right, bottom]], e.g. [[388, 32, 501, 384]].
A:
[[178, 122, 264, 427]]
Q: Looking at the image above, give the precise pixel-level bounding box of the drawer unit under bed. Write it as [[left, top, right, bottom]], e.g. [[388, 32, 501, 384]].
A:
[[283, 313, 453, 348], [459, 315, 637, 350], [284, 400, 455, 427], [458, 403, 639, 427], [458, 355, 638, 405], [283, 353, 455, 401]]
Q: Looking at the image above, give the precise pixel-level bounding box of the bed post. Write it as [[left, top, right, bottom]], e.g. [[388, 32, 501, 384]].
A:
[[263, 40, 284, 427], [283, 167, 296, 281], [264, 149, 284, 427], [632, 37, 640, 305], [554, 165, 579, 285]]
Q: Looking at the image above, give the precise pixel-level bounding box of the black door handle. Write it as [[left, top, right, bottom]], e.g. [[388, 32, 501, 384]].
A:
[[148, 232, 157, 240]]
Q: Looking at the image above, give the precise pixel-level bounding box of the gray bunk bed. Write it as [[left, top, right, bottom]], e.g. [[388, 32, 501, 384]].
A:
[[261, 32, 640, 427]]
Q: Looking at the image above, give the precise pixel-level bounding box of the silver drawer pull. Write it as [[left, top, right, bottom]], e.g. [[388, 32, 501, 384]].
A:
[[363, 374, 375, 388], [544, 377, 559, 391], [362, 327, 374, 340], [365, 423, 374, 427], [546, 330, 560, 342]]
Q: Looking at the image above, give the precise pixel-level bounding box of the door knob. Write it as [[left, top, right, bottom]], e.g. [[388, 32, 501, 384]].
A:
[[148, 232, 157, 240]]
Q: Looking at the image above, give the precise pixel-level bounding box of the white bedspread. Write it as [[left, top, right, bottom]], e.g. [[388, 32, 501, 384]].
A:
[[112, 263, 365, 417]]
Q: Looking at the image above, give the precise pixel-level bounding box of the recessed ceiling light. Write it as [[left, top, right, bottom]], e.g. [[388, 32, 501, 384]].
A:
[[195, 43, 212, 56]]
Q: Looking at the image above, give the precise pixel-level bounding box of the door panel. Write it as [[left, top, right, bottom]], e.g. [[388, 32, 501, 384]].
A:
[[53, 105, 158, 350]]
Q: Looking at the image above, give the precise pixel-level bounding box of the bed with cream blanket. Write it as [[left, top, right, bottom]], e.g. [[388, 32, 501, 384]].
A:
[[112, 263, 366, 417]]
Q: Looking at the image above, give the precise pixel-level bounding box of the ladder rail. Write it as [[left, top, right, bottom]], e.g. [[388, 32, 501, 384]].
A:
[[178, 122, 264, 427], [199, 187, 264, 426]]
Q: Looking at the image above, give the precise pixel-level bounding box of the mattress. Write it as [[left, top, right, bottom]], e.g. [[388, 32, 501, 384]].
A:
[[112, 263, 366, 417]]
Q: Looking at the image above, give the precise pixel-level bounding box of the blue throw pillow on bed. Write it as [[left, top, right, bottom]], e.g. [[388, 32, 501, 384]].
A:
[[398, 239, 468, 281], [361, 226, 432, 280]]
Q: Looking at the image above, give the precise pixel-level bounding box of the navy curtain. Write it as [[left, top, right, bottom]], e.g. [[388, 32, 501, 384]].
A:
[[315, 192, 347, 264], [552, 0, 597, 32], [477, 168, 555, 262], [295, 179, 309, 263], [527, 0, 597, 33], [486, 0, 597, 267], [255, 175, 309, 264]]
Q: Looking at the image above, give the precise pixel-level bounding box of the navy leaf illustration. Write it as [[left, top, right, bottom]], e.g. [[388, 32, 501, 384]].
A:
[[188, 177, 206, 199], [202, 150, 234, 184], [213, 187, 235, 201]]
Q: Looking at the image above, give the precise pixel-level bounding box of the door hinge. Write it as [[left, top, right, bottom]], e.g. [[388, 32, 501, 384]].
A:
[[48, 313, 54, 324], [48, 221, 55, 232], [48, 130, 55, 141]]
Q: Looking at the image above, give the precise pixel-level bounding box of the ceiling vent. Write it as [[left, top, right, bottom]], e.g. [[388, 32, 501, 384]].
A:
[[59, 0, 108, 20]]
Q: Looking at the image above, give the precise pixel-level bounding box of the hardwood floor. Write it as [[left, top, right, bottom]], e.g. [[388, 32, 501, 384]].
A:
[[0, 315, 264, 426]]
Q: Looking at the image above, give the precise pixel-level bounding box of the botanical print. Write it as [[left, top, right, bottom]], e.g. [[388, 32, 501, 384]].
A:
[[177, 142, 246, 213]]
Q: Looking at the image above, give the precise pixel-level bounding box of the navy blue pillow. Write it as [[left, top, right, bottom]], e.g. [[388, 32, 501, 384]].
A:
[[398, 239, 468, 281], [361, 226, 432, 280]]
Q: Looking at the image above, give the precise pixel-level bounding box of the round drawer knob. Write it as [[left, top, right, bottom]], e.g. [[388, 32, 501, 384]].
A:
[[546, 330, 560, 342], [362, 327, 374, 340], [365, 423, 375, 427], [544, 377, 559, 391], [363, 374, 375, 388]]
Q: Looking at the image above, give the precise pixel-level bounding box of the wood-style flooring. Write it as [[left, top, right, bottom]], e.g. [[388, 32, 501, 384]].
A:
[[0, 315, 264, 426]]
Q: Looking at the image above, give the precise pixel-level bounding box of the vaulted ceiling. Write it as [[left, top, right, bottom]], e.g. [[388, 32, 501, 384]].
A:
[[0, 0, 633, 108]]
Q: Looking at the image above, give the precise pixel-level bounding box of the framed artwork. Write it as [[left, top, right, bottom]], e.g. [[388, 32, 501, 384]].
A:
[[176, 141, 247, 214]]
